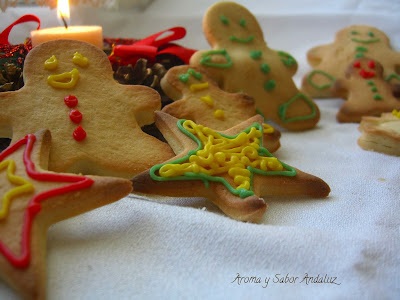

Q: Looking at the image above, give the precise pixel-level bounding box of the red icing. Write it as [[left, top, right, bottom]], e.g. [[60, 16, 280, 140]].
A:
[[64, 95, 78, 108], [368, 60, 375, 69], [0, 134, 93, 268], [359, 69, 375, 79], [73, 125, 86, 141], [353, 61, 361, 68], [69, 109, 82, 124]]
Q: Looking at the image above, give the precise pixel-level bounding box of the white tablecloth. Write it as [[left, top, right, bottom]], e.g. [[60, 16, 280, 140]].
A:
[[1, 1, 399, 299]]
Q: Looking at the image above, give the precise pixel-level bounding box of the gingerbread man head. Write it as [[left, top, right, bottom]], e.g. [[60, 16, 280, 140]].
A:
[[345, 58, 384, 80], [336, 25, 390, 47]]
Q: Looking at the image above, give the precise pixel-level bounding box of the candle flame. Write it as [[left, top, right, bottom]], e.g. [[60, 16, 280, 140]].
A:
[[57, 0, 70, 28]]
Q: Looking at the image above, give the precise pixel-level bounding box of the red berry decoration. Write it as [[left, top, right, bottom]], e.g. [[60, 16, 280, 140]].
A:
[[73, 125, 87, 141], [368, 60, 375, 69], [64, 95, 78, 108], [69, 109, 83, 124]]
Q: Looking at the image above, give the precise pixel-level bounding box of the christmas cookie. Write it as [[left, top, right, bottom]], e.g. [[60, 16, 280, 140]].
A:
[[132, 112, 330, 223], [190, 1, 320, 131], [333, 58, 400, 122], [0, 39, 174, 178], [0, 129, 132, 299], [161, 65, 281, 152], [358, 110, 400, 156], [302, 25, 400, 98]]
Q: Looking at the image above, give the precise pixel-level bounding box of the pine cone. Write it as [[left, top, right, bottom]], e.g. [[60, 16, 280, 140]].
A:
[[0, 62, 24, 92]]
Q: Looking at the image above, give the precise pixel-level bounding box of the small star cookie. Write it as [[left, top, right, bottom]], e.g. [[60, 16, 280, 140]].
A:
[[190, 1, 320, 131], [332, 58, 400, 122], [132, 112, 330, 223], [0, 129, 132, 299], [161, 65, 281, 152], [302, 25, 400, 98], [0, 39, 174, 178], [358, 111, 400, 156]]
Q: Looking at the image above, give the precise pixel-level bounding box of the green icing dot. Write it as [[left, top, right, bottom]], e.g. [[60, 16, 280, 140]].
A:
[[250, 50, 262, 60], [220, 15, 229, 25], [355, 53, 364, 58], [366, 80, 374, 86], [260, 63, 270, 74], [179, 74, 189, 82], [351, 31, 359, 35], [368, 31, 374, 37], [371, 86, 378, 92], [374, 94, 382, 100], [355, 46, 368, 52], [239, 19, 246, 27], [264, 80, 276, 91]]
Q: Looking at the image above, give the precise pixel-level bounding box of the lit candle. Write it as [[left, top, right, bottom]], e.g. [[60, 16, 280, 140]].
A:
[[30, 0, 103, 48]]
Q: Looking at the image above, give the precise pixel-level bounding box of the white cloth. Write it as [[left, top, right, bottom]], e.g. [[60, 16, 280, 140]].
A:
[[0, 1, 399, 299]]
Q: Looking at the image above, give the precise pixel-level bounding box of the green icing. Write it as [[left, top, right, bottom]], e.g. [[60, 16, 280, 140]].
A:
[[278, 93, 317, 123], [229, 35, 254, 43], [178, 68, 203, 82], [264, 80, 276, 91], [219, 15, 229, 25], [149, 120, 297, 198], [239, 19, 246, 27], [371, 86, 378, 92], [385, 73, 400, 83], [366, 80, 374, 86], [260, 63, 271, 74], [307, 70, 336, 90], [355, 46, 367, 52], [250, 50, 262, 60], [368, 31, 375, 37], [355, 53, 364, 58], [374, 94, 383, 100], [255, 108, 266, 121], [351, 31, 359, 35], [277, 51, 297, 67], [200, 49, 233, 68], [351, 38, 380, 44]]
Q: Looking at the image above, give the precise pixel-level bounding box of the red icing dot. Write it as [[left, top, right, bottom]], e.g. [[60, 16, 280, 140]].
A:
[[64, 95, 78, 108], [73, 125, 86, 141], [69, 109, 82, 124], [353, 61, 361, 68], [368, 60, 375, 69]]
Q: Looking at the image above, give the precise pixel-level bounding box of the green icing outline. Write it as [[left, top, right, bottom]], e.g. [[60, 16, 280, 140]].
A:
[[307, 70, 336, 90], [250, 50, 262, 60], [229, 35, 254, 43], [277, 51, 297, 67], [178, 68, 203, 83], [278, 93, 317, 123], [200, 49, 233, 68], [351, 38, 380, 44], [149, 120, 297, 198], [385, 73, 400, 83]]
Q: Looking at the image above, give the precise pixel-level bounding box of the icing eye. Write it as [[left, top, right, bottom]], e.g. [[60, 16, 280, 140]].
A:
[[368, 60, 375, 69], [72, 52, 89, 67], [219, 15, 229, 25], [353, 61, 361, 68], [351, 31, 359, 35], [368, 31, 374, 37], [239, 19, 246, 27], [44, 55, 58, 70]]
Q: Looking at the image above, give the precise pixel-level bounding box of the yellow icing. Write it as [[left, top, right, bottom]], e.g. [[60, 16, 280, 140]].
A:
[[190, 82, 209, 92], [44, 55, 58, 70], [72, 52, 89, 67], [0, 160, 34, 220], [263, 123, 275, 133], [214, 109, 225, 119], [392, 109, 400, 119], [200, 95, 214, 107], [47, 68, 80, 89], [159, 120, 283, 191]]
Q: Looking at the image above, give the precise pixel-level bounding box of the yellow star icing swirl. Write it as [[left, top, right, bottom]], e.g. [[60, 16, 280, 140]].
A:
[[150, 120, 296, 198]]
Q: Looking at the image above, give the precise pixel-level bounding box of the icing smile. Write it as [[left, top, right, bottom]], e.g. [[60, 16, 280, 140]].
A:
[[229, 35, 254, 43], [47, 68, 80, 89], [351, 38, 380, 44]]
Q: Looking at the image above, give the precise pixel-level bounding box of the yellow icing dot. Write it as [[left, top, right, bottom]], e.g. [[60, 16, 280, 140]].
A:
[[72, 52, 89, 67], [47, 68, 80, 89], [0, 160, 34, 220], [200, 95, 214, 107], [190, 82, 209, 92], [392, 109, 400, 119], [44, 55, 58, 70], [263, 123, 275, 133], [214, 109, 224, 119], [159, 120, 283, 192]]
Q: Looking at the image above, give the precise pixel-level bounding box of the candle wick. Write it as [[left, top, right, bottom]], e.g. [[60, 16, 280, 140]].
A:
[[59, 11, 68, 29]]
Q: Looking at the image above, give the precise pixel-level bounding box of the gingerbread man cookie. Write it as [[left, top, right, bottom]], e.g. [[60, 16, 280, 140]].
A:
[[358, 110, 400, 156], [132, 112, 330, 223], [0, 39, 174, 178], [333, 58, 400, 123], [302, 25, 400, 98], [190, 1, 320, 131], [161, 65, 281, 152], [0, 130, 132, 299]]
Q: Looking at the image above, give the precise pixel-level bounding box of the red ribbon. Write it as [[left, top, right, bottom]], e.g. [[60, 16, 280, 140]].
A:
[[109, 27, 196, 66], [0, 14, 41, 45]]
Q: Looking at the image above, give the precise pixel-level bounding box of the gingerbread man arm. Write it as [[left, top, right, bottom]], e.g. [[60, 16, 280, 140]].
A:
[[307, 44, 331, 68], [190, 49, 228, 86], [332, 78, 349, 99], [276, 50, 298, 76]]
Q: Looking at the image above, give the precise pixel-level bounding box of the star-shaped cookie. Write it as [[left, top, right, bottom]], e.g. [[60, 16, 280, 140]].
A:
[[132, 112, 330, 222], [161, 65, 281, 152], [0, 39, 174, 178], [0, 129, 132, 299], [358, 111, 400, 156], [189, 1, 320, 131]]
